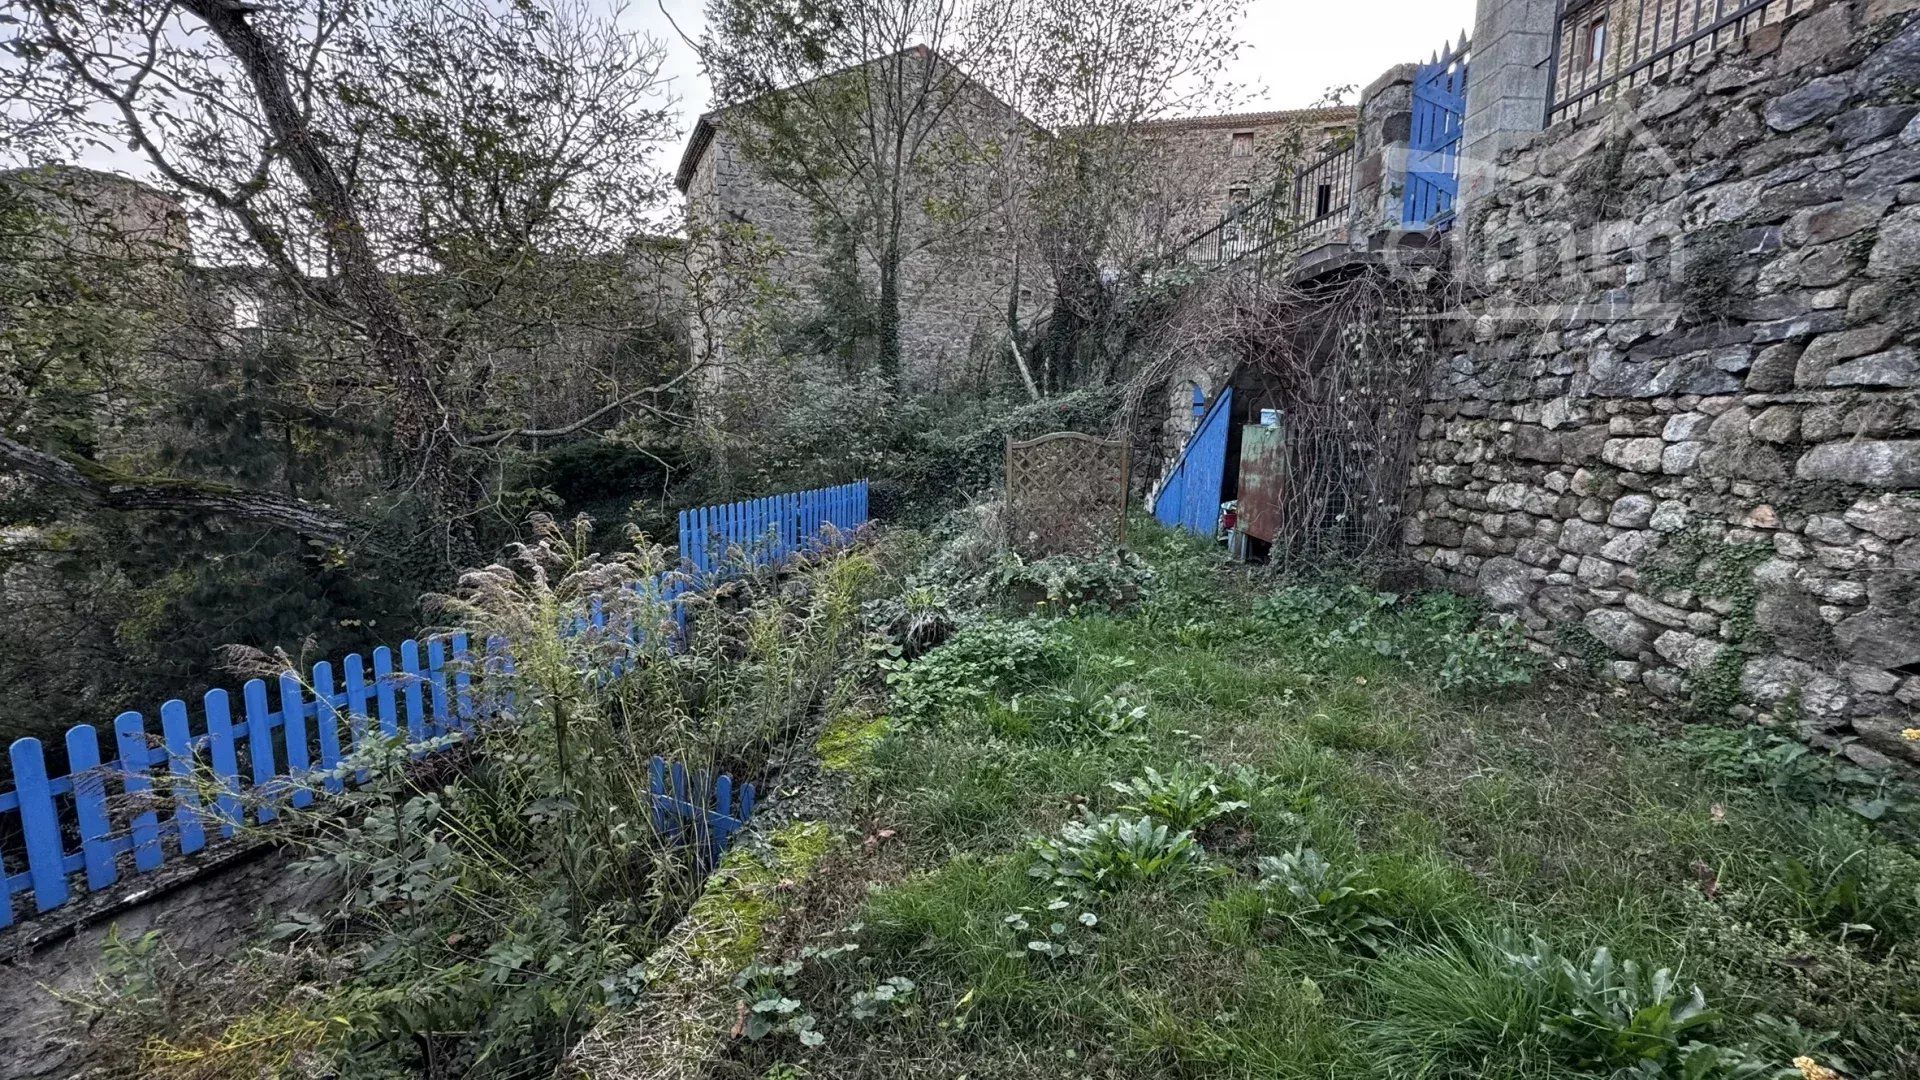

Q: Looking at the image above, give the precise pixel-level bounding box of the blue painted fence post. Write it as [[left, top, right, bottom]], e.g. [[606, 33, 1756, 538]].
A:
[[276, 674, 313, 810], [159, 699, 206, 854], [242, 679, 278, 824], [204, 689, 243, 837], [114, 711, 164, 872], [66, 725, 116, 890], [312, 661, 344, 794], [11, 738, 69, 913]]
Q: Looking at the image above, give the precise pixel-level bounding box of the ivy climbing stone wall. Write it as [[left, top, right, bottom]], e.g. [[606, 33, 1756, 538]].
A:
[[1410, 0, 1920, 766]]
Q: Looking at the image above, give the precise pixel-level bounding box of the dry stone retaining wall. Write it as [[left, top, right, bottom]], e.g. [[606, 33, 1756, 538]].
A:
[[1409, 0, 1920, 765]]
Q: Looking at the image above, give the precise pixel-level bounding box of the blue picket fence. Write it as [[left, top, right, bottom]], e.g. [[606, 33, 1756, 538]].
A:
[[0, 480, 872, 929], [678, 480, 869, 580]]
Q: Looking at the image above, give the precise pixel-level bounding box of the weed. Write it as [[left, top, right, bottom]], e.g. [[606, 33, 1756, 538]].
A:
[[881, 618, 1064, 723], [1008, 682, 1151, 745], [1254, 846, 1396, 953], [1108, 764, 1249, 831], [1028, 813, 1205, 894], [1002, 896, 1101, 961]]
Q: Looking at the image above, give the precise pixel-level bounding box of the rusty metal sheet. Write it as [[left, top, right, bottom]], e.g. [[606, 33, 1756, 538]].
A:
[[1237, 418, 1287, 543]]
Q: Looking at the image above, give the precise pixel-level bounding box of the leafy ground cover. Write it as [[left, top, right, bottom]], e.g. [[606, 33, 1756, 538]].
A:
[[715, 520, 1920, 1080]]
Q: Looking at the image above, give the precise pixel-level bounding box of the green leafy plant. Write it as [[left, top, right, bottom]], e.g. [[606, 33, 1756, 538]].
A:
[[847, 975, 918, 1021], [883, 618, 1064, 723], [1109, 764, 1248, 831], [1002, 897, 1101, 961], [1010, 681, 1150, 744], [1255, 584, 1534, 693], [1254, 847, 1395, 953], [1674, 724, 1915, 824], [1028, 813, 1203, 894], [995, 551, 1154, 614], [1762, 808, 1920, 943], [863, 583, 954, 659], [735, 960, 825, 1047], [1369, 932, 1790, 1079], [1544, 947, 1719, 1070]]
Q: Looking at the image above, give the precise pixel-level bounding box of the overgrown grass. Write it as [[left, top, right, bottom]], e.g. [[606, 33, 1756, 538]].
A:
[[66, 517, 1919, 1079], [720, 520, 1918, 1080], [65, 517, 901, 1080]]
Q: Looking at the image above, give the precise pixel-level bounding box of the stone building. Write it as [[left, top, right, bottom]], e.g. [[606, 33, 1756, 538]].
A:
[[676, 46, 1043, 392], [675, 49, 1357, 392], [1127, 107, 1357, 251]]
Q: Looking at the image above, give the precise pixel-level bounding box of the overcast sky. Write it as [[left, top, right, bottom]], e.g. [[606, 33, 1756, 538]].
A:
[[636, 0, 1476, 183], [51, 0, 1477, 202]]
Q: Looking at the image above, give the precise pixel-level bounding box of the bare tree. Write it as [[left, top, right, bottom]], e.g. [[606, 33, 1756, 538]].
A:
[[980, 0, 1250, 391], [2, 0, 680, 559]]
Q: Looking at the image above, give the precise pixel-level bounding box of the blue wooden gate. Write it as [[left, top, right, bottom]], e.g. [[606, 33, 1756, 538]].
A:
[[1404, 36, 1469, 229], [1154, 386, 1234, 537]]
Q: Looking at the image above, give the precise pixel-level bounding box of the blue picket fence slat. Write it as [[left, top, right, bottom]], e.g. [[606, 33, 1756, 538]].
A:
[[1, 481, 872, 927]]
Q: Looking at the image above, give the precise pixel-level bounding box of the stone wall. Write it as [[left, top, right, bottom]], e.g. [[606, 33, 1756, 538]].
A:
[[1409, 0, 1920, 765]]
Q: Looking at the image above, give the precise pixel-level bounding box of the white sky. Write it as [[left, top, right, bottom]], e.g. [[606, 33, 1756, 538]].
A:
[[637, 0, 1476, 183]]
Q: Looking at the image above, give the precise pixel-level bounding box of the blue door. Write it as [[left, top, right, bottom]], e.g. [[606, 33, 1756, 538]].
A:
[[1154, 386, 1234, 537], [1404, 37, 1469, 229]]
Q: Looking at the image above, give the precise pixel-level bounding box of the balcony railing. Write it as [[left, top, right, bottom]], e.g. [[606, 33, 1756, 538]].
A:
[[1165, 138, 1357, 271], [1546, 0, 1804, 124], [1292, 141, 1357, 247]]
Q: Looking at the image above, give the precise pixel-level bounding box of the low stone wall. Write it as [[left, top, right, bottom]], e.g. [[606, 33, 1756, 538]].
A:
[[1410, 0, 1920, 765]]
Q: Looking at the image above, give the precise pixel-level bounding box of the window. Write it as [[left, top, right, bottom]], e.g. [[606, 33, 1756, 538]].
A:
[[1227, 186, 1250, 210], [1231, 131, 1254, 157], [1314, 182, 1334, 219], [1577, 14, 1607, 71]]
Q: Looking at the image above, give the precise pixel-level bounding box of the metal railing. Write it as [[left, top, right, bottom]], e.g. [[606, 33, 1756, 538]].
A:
[[1546, 0, 1805, 124], [1164, 138, 1357, 271], [1292, 141, 1357, 247]]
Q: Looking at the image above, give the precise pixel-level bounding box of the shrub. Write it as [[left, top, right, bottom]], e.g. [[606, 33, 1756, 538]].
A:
[[1028, 813, 1204, 894]]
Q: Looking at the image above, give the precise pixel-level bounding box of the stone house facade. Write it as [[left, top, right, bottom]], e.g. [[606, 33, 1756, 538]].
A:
[[676, 52, 1356, 392], [676, 47, 1043, 393], [1127, 107, 1357, 254]]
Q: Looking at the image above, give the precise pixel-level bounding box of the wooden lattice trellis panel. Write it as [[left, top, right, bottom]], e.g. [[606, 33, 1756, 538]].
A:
[[1005, 432, 1130, 557]]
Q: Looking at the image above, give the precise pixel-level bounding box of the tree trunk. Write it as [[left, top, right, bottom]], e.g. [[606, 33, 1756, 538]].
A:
[[877, 246, 903, 383], [0, 434, 353, 544], [181, 0, 471, 556]]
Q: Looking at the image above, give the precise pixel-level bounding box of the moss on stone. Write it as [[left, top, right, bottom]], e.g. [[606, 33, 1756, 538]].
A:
[[671, 820, 834, 973], [573, 821, 838, 1078], [815, 711, 889, 772]]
